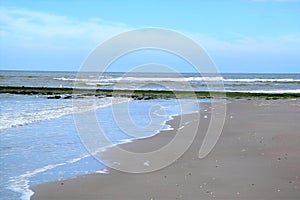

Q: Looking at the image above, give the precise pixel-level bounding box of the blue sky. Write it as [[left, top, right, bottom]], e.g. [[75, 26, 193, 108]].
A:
[[0, 0, 299, 73]]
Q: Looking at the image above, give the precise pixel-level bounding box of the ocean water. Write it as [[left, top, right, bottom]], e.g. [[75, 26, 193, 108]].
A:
[[1, 70, 300, 93], [0, 71, 300, 200]]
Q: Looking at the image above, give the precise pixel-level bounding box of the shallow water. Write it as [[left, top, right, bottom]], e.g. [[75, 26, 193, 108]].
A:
[[0, 94, 200, 200]]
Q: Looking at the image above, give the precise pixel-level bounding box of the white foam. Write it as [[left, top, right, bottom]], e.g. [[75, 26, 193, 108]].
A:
[[54, 76, 300, 83], [95, 169, 109, 174], [109, 76, 225, 82], [53, 77, 121, 83], [226, 89, 300, 94], [53, 77, 97, 82], [224, 78, 300, 83], [188, 77, 300, 83], [185, 77, 224, 82], [7, 146, 111, 200], [84, 82, 114, 86], [8, 159, 74, 200], [0, 97, 130, 131]]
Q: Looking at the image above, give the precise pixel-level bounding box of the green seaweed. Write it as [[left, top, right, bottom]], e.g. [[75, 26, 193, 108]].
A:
[[0, 86, 299, 99]]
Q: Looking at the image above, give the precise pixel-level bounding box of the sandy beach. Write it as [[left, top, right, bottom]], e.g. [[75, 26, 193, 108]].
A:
[[31, 99, 300, 200]]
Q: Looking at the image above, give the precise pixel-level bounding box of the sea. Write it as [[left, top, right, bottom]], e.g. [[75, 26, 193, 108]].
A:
[[0, 70, 300, 200]]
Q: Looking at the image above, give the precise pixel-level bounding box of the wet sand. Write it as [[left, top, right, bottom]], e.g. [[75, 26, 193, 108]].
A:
[[32, 99, 300, 200]]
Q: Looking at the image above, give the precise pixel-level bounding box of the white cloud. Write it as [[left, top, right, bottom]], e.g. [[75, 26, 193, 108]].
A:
[[0, 7, 132, 49], [185, 31, 300, 55], [1, 6, 299, 53]]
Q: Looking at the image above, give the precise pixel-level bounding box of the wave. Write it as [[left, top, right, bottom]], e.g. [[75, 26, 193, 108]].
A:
[[226, 89, 300, 94], [84, 82, 114, 86], [54, 76, 300, 84], [53, 77, 121, 82], [7, 152, 95, 200], [0, 97, 130, 131], [6, 135, 145, 200], [54, 76, 224, 82], [223, 78, 300, 83]]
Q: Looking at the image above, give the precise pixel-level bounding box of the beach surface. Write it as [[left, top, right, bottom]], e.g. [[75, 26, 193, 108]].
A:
[[31, 99, 300, 200]]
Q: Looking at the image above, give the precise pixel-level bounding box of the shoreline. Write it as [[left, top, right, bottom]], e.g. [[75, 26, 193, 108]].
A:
[[31, 98, 300, 200]]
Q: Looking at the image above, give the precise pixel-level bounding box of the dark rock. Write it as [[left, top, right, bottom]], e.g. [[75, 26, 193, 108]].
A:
[[63, 95, 72, 99], [48, 95, 61, 99], [143, 96, 152, 100]]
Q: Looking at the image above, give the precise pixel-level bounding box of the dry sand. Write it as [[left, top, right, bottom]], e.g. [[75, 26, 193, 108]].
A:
[[32, 99, 300, 200]]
